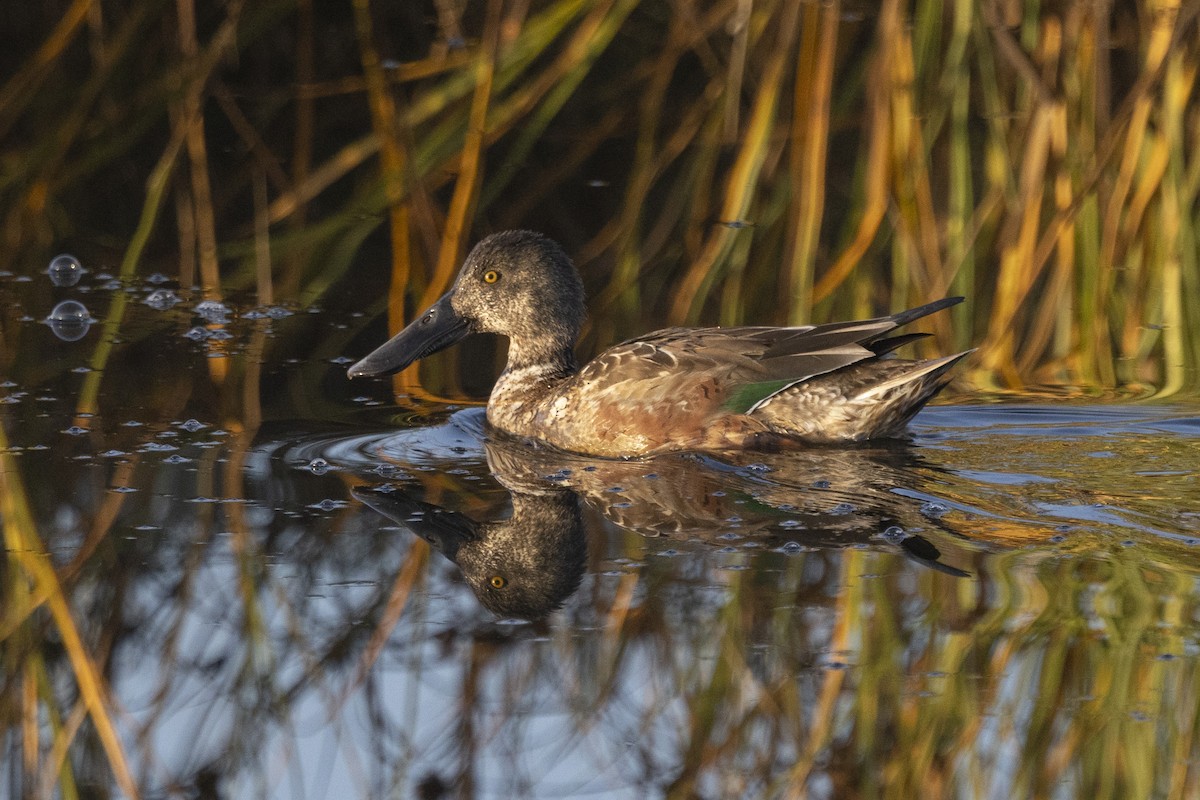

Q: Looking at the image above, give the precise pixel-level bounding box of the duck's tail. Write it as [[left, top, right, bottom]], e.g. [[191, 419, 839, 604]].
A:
[[751, 350, 973, 442]]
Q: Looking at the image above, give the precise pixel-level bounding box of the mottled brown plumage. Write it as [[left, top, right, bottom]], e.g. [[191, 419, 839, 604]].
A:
[[348, 230, 971, 457]]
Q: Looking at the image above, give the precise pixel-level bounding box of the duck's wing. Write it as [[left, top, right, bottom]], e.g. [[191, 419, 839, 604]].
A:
[[587, 297, 963, 413]]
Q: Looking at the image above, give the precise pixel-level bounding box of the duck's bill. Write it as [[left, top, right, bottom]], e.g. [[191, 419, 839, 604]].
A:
[[347, 293, 472, 378], [351, 486, 477, 559]]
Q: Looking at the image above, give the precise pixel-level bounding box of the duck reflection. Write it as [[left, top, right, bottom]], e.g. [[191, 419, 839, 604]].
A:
[[353, 466, 586, 620], [355, 435, 969, 620]]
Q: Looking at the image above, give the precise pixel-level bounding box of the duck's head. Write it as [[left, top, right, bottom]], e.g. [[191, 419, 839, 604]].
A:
[[347, 230, 585, 378]]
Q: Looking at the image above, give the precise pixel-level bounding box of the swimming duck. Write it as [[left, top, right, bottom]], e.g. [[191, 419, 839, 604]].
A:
[[348, 230, 970, 457]]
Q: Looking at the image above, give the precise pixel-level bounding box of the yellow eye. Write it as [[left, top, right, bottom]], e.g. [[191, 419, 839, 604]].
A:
[[483, 270, 501, 284], [490, 575, 506, 589]]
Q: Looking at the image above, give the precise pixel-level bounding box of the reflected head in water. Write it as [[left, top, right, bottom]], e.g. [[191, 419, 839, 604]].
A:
[[348, 230, 971, 457], [352, 482, 586, 621]]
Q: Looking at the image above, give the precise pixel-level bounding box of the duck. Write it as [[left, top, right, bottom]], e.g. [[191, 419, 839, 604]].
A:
[[347, 230, 970, 458]]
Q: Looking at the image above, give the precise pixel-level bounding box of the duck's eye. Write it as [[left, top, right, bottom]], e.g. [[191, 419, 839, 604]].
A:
[[483, 270, 501, 284], [489, 575, 506, 589]]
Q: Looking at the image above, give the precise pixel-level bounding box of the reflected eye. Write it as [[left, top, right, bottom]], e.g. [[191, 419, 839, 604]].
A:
[[483, 270, 501, 284], [489, 575, 506, 589]]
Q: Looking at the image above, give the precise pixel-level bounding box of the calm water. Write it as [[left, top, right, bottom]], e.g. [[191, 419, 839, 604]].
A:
[[4, 276, 1200, 799]]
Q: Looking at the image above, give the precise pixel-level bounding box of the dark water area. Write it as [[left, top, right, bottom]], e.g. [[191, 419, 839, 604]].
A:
[[3, 267, 1200, 798]]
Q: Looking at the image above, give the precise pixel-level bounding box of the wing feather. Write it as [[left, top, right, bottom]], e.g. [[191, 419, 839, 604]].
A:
[[572, 298, 964, 414]]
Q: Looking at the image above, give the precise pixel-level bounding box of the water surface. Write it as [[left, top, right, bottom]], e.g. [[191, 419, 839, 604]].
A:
[[3, 281, 1199, 798]]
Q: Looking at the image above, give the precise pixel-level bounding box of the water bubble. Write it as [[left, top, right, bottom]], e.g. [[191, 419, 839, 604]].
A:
[[62, 426, 89, 436], [307, 458, 330, 475], [47, 254, 84, 287], [45, 300, 93, 341], [195, 300, 231, 323], [144, 289, 180, 310], [184, 326, 210, 341], [881, 525, 907, 543], [920, 501, 949, 518], [177, 418, 206, 432], [145, 272, 171, 285]]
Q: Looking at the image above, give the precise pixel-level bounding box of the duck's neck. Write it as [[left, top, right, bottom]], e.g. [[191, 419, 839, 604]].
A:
[[488, 341, 577, 434]]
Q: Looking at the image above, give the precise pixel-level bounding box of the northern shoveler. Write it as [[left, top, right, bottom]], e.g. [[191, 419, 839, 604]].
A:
[[348, 230, 970, 457]]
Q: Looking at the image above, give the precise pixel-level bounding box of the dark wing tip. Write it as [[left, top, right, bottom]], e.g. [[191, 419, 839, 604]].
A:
[[886, 296, 964, 328]]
